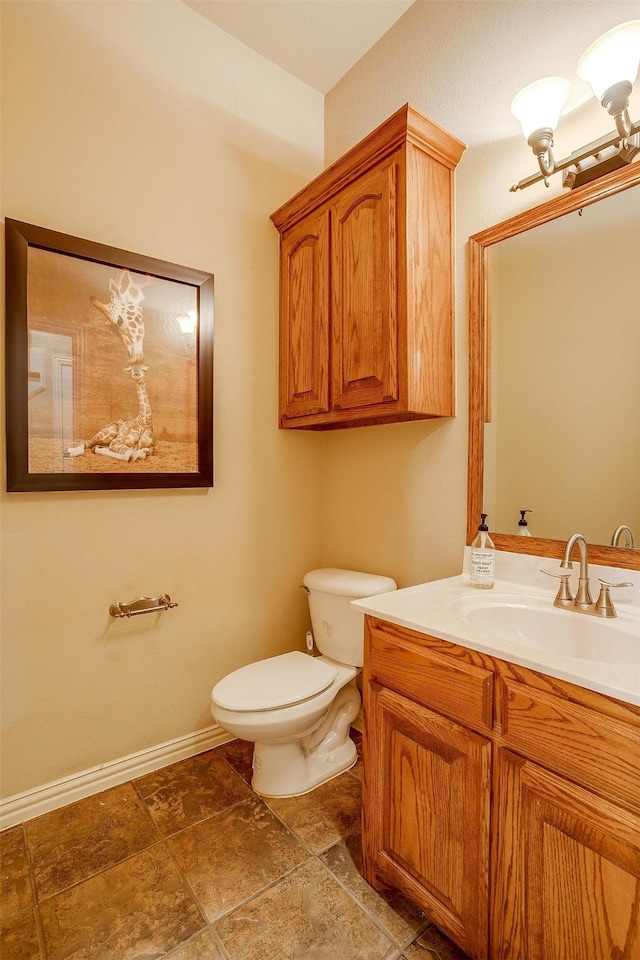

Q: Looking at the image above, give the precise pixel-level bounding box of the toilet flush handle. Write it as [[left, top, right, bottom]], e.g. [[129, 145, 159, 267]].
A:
[[300, 584, 310, 595]]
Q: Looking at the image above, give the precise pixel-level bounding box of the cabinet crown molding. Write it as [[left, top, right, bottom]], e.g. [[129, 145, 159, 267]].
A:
[[271, 103, 466, 233]]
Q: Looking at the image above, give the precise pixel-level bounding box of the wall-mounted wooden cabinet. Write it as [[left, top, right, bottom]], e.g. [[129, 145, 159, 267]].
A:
[[271, 105, 465, 430], [362, 616, 640, 960]]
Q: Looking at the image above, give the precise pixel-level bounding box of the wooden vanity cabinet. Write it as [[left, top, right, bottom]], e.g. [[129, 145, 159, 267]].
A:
[[493, 674, 640, 960], [271, 105, 465, 429], [362, 616, 640, 960], [362, 618, 493, 959], [493, 750, 640, 960]]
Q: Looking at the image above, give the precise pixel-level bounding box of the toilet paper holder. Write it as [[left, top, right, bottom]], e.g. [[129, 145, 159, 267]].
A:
[[109, 594, 178, 619]]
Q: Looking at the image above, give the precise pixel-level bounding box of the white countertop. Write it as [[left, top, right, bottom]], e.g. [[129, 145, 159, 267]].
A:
[[352, 549, 640, 707]]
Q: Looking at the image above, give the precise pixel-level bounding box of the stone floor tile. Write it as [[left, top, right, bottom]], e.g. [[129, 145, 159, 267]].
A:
[[322, 840, 430, 946], [26, 783, 159, 900], [403, 922, 470, 959], [167, 793, 308, 922], [135, 749, 254, 836], [164, 928, 227, 959], [3, 743, 466, 960], [39, 843, 204, 960], [217, 739, 254, 785], [1, 827, 33, 920], [265, 770, 362, 853], [214, 858, 399, 960], [0, 909, 42, 960]]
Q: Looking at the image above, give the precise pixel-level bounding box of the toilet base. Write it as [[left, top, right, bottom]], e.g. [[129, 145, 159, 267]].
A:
[[252, 735, 357, 798], [251, 680, 360, 797]]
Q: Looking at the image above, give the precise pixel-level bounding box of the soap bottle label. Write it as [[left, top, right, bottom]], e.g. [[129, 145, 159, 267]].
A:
[[471, 548, 495, 584]]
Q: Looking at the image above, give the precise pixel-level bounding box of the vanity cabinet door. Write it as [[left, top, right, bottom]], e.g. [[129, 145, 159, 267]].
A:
[[279, 208, 330, 421], [492, 748, 640, 960], [363, 681, 491, 960]]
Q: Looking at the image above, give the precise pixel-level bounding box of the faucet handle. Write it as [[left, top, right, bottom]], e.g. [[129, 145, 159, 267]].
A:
[[594, 579, 633, 618], [541, 568, 574, 606]]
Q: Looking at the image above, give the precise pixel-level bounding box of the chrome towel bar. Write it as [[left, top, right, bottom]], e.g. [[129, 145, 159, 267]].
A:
[[109, 594, 178, 619]]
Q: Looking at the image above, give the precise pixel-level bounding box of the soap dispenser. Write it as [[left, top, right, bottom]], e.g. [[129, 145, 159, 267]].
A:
[[516, 509, 533, 536], [470, 514, 495, 589]]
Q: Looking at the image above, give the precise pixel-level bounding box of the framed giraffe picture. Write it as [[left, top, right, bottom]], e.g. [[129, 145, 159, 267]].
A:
[[4, 219, 214, 491]]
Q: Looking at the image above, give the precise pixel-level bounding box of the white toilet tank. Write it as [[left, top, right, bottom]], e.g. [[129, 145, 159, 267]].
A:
[[303, 568, 397, 668]]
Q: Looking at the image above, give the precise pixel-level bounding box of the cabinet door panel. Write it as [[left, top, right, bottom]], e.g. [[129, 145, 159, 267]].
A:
[[501, 677, 640, 816], [369, 619, 494, 733], [331, 160, 399, 410], [280, 210, 330, 420], [387, 722, 463, 913], [363, 682, 490, 959], [493, 749, 640, 960]]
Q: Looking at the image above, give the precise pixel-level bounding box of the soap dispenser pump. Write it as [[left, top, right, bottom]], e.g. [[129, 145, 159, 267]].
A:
[[470, 514, 495, 589], [517, 509, 533, 536]]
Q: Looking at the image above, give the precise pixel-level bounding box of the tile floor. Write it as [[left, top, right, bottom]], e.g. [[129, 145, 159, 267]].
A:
[[1, 733, 468, 960]]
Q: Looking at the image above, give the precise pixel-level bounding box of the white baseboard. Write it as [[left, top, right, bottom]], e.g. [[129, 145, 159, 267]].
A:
[[0, 723, 231, 831]]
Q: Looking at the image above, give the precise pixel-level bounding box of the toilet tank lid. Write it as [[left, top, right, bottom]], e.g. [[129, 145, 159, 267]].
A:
[[303, 568, 397, 598], [211, 651, 337, 712]]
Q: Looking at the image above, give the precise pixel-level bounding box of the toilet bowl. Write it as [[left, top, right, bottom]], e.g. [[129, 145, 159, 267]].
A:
[[210, 568, 396, 798]]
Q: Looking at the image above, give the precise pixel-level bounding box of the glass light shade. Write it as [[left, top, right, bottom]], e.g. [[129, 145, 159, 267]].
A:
[[577, 20, 640, 100], [511, 77, 572, 139]]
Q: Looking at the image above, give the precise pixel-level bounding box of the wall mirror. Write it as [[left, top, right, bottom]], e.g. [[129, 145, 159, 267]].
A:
[[468, 162, 640, 571]]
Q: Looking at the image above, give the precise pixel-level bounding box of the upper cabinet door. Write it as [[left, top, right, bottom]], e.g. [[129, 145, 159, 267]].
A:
[[279, 209, 330, 420], [271, 104, 466, 429], [330, 159, 399, 411]]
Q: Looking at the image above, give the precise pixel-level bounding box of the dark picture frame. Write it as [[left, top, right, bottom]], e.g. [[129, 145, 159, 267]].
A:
[[5, 219, 214, 491]]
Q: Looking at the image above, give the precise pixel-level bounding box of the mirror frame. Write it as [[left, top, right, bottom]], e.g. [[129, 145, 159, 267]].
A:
[[468, 162, 640, 572]]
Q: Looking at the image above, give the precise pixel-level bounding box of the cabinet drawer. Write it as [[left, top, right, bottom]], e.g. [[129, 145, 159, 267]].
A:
[[367, 621, 494, 733], [501, 677, 640, 816]]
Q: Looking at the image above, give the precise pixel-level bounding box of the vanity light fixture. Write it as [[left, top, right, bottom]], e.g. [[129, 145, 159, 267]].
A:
[[511, 77, 571, 184], [510, 20, 640, 191]]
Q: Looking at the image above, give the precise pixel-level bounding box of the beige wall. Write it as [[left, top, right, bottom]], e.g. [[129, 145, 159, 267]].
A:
[[0, 0, 325, 799], [2, 0, 639, 803], [323, 0, 640, 585]]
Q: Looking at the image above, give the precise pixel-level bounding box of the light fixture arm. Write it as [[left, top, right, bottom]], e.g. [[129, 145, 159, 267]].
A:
[[528, 128, 556, 183], [602, 80, 633, 138], [511, 119, 640, 191]]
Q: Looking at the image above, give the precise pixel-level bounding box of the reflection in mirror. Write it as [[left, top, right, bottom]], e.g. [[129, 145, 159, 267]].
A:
[[485, 188, 640, 545], [28, 329, 75, 469], [468, 163, 640, 571]]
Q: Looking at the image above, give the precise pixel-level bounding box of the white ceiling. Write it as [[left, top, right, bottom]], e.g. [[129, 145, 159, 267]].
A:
[[181, 1, 640, 145], [182, 0, 415, 93]]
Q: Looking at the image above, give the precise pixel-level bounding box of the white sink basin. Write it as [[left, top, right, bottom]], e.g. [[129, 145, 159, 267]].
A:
[[447, 594, 639, 664]]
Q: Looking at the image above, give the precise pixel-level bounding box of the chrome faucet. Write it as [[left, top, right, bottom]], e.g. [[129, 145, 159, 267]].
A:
[[542, 532, 632, 619], [611, 524, 635, 548]]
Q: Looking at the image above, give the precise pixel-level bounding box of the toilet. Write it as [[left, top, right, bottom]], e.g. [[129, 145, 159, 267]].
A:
[[210, 568, 397, 798]]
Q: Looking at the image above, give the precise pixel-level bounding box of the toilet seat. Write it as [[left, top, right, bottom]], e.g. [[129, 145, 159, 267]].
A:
[[211, 651, 338, 712]]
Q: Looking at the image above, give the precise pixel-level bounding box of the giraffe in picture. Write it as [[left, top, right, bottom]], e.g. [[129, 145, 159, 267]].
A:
[[65, 364, 155, 461], [89, 269, 150, 368], [64, 270, 157, 461]]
